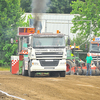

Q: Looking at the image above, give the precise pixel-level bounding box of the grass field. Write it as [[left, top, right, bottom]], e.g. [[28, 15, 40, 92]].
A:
[[0, 66, 10, 71]]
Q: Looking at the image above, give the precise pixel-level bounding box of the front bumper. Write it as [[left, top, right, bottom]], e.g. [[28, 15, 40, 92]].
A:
[[30, 59, 66, 71]]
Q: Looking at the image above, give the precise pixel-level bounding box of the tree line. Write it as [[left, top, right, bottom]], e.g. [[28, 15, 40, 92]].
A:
[[0, 0, 100, 65], [20, 0, 85, 13]]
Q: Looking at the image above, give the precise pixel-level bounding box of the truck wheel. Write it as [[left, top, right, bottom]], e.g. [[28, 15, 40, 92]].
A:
[[60, 71, 65, 77], [76, 69, 82, 75], [28, 62, 35, 77], [66, 60, 74, 75], [91, 69, 95, 76], [22, 60, 28, 76], [95, 69, 99, 76], [82, 69, 87, 75]]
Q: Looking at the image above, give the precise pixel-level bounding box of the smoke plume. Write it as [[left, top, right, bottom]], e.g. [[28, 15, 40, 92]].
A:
[[32, 0, 50, 31]]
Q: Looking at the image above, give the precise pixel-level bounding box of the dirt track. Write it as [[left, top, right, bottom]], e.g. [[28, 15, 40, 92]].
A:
[[0, 71, 100, 100]]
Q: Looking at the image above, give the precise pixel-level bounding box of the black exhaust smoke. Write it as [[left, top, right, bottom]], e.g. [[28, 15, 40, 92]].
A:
[[32, 0, 50, 32]]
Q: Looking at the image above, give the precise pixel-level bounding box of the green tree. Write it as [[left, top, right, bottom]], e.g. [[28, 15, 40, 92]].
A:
[[20, 0, 32, 12], [71, 0, 100, 38], [20, 0, 85, 13], [0, 0, 24, 47], [1, 14, 33, 66], [0, 0, 25, 65], [47, 0, 77, 13]]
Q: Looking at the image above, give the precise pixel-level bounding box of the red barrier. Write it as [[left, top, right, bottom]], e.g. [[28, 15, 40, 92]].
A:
[[11, 60, 19, 74]]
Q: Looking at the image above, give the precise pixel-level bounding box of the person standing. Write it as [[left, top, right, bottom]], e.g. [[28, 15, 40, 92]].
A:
[[86, 53, 93, 76]]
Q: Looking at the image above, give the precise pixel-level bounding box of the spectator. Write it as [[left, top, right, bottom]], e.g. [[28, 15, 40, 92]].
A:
[[86, 53, 93, 76]]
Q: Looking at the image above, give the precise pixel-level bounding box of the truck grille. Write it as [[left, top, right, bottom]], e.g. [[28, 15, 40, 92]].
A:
[[92, 56, 100, 61], [35, 52, 63, 59], [92, 56, 100, 66], [36, 56, 62, 58], [39, 60, 59, 66], [93, 61, 100, 66], [36, 52, 63, 55]]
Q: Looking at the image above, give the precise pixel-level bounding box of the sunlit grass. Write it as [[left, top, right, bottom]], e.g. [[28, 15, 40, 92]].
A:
[[0, 66, 10, 71]]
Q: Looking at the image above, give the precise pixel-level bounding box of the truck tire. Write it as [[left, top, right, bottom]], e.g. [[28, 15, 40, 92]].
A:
[[60, 71, 65, 77], [91, 69, 95, 76], [82, 69, 87, 75], [88, 69, 94, 76], [28, 62, 35, 77], [95, 69, 99, 76], [76, 68, 82, 75], [22, 60, 28, 76], [66, 60, 74, 75]]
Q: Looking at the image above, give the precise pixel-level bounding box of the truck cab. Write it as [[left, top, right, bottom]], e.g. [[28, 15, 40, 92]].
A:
[[17, 29, 66, 77], [89, 37, 100, 67], [26, 33, 66, 77]]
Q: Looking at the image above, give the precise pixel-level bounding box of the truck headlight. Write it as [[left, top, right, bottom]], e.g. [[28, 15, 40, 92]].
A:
[[32, 62, 38, 65]]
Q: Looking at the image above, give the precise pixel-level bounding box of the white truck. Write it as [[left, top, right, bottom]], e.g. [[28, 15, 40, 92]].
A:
[[89, 37, 100, 67], [22, 31, 66, 77]]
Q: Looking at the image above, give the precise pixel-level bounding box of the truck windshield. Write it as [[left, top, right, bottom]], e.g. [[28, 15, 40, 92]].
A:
[[90, 44, 100, 52], [33, 37, 65, 47]]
